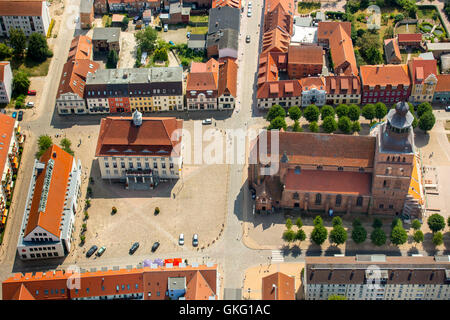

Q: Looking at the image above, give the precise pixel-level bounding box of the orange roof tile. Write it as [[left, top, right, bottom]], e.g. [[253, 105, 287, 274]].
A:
[[360, 64, 411, 87], [185, 271, 216, 300], [288, 45, 323, 65], [218, 58, 237, 97], [0, 0, 43, 16], [300, 77, 325, 90], [325, 75, 360, 95], [0, 114, 16, 183], [263, 3, 292, 35], [257, 80, 302, 99], [11, 284, 35, 300], [398, 33, 422, 43], [68, 35, 93, 61], [0, 61, 10, 82], [262, 272, 295, 300], [57, 59, 99, 99], [261, 28, 291, 54], [435, 74, 450, 92], [24, 145, 75, 238], [408, 57, 437, 84], [212, 0, 241, 9], [265, 0, 295, 16]]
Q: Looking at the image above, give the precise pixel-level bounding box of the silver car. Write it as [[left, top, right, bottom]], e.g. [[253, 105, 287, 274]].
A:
[[192, 234, 198, 247], [179, 233, 184, 245]]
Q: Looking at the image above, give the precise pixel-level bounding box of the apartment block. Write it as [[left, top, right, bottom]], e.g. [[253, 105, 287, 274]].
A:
[[408, 57, 438, 105], [0, 61, 13, 104]]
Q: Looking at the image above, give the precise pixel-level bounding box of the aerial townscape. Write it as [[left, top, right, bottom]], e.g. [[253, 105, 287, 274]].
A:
[[0, 0, 449, 306]]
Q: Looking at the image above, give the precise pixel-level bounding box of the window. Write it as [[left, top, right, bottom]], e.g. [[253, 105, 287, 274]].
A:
[[315, 193, 322, 205], [336, 195, 342, 206], [293, 192, 299, 200], [338, 166, 343, 171], [356, 196, 363, 207]]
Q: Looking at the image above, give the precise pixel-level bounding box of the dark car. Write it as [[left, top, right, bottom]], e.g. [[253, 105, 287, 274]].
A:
[[129, 242, 139, 254], [18, 111, 23, 121], [445, 106, 450, 112], [151, 241, 160, 252], [86, 245, 98, 258], [250, 187, 256, 200]]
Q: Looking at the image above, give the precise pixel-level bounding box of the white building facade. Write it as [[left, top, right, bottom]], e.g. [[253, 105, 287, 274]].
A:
[[0, 1, 51, 37], [0, 62, 13, 103]]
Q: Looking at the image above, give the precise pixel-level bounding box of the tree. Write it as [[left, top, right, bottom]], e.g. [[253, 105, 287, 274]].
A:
[[418, 111, 435, 133], [154, 207, 160, 215], [417, 102, 433, 118], [311, 225, 328, 245], [292, 120, 303, 132], [288, 105, 302, 121], [295, 218, 303, 229], [122, 16, 130, 31], [328, 294, 347, 300], [371, 228, 387, 246], [411, 219, 421, 231], [268, 116, 287, 130], [391, 217, 402, 229], [432, 231, 443, 246], [352, 121, 361, 133], [365, 46, 383, 65], [266, 104, 286, 121], [356, 32, 382, 64], [303, 105, 320, 122], [27, 33, 50, 62], [313, 215, 323, 226], [383, 26, 394, 40], [427, 214, 445, 233], [372, 218, 383, 229], [153, 47, 168, 62], [286, 218, 293, 229], [335, 104, 349, 118], [60, 138, 74, 156], [362, 104, 376, 121], [135, 27, 158, 53], [320, 105, 334, 120], [352, 218, 362, 228], [12, 71, 30, 97], [413, 230, 424, 244], [283, 229, 296, 242], [296, 229, 306, 241], [448, 216, 450, 228], [330, 225, 347, 245], [322, 116, 337, 133], [309, 121, 319, 132], [390, 225, 408, 246], [347, 104, 361, 121], [338, 116, 352, 134], [36, 134, 53, 158], [352, 225, 367, 244], [106, 50, 119, 69], [9, 28, 26, 56], [0, 43, 12, 60], [375, 102, 387, 121], [332, 216, 343, 227]]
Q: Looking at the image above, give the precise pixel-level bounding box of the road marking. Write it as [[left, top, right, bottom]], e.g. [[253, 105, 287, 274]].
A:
[[271, 250, 284, 263]]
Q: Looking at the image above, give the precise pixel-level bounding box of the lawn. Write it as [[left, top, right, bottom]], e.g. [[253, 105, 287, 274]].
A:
[[416, 7, 439, 21], [298, 2, 321, 14], [189, 15, 209, 23], [401, 52, 420, 63], [187, 25, 209, 34], [396, 23, 417, 34], [9, 56, 51, 77]]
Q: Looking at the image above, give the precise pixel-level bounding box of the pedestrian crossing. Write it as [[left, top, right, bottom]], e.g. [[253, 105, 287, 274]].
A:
[[271, 250, 284, 263]]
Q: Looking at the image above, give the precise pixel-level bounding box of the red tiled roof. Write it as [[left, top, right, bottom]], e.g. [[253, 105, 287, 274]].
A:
[[257, 52, 280, 85], [257, 80, 302, 99], [95, 117, 183, 157], [24, 145, 75, 238], [0, 114, 15, 184], [57, 59, 99, 99], [300, 77, 325, 90], [288, 45, 323, 65], [261, 28, 291, 54], [218, 58, 237, 97], [262, 272, 295, 300], [398, 33, 422, 43], [265, 0, 295, 16], [360, 64, 410, 87], [0, 0, 43, 16], [408, 57, 437, 84], [325, 75, 360, 95], [68, 36, 93, 61], [212, 0, 241, 9], [263, 3, 292, 35], [187, 58, 219, 92], [435, 74, 450, 92], [384, 38, 402, 64], [185, 271, 216, 300], [284, 169, 372, 195]]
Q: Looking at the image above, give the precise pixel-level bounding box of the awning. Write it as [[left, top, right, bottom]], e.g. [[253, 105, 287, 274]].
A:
[[2, 216, 6, 224]]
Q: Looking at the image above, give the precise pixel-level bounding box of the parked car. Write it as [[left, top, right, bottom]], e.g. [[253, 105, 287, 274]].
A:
[[26, 102, 34, 108], [246, 35, 250, 43], [192, 234, 198, 247], [96, 246, 106, 257], [169, 40, 175, 46], [179, 233, 184, 245], [250, 188, 256, 200], [86, 245, 98, 258], [247, 9, 252, 17], [187, 32, 191, 39], [18, 111, 23, 121], [202, 118, 212, 125], [12, 112, 17, 119], [151, 241, 160, 252], [445, 106, 450, 112], [248, 1, 252, 8], [133, 16, 140, 24], [27, 90, 36, 95], [129, 242, 140, 254], [164, 24, 168, 32]]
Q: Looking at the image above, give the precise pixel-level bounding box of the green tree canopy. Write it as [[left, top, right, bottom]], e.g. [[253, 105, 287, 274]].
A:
[[153, 47, 168, 62], [352, 225, 367, 244], [418, 111, 436, 133], [427, 214, 445, 233], [411, 219, 421, 231], [60, 138, 74, 156], [413, 230, 424, 244], [283, 229, 296, 242], [330, 225, 347, 245], [0, 43, 12, 60], [372, 218, 383, 229], [347, 104, 361, 121], [320, 105, 335, 120], [295, 218, 303, 229], [313, 215, 323, 226], [432, 231, 443, 246], [13, 71, 30, 97], [288, 105, 302, 121], [27, 33, 50, 62], [448, 216, 450, 228], [332, 216, 343, 227], [311, 225, 328, 245], [268, 116, 287, 130], [286, 218, 293, 229], [9, 28, 26, 56], [352, 218, 362, 228], [322, 116, 337, 133], [292, 120, 303, 132], [296, 229, 306, 242], [266, 104, 286, 122], [36, 135, 53, 158], [375, 102, 387, 121], [371, 228, 387, 246], [106, 50, 119, 69], [335, 104, 349, 118], [417, 102, 433, 118], [135, 26, 158, 53], [338, 116, 352, 134], [309, 121, 319, 132], [391, 217, 402, 229], [303, 105, 320, 122], [362, 104, 376, 121], [390, 225, 408, 246], [352, 121, 361, 133], [383, 25, 394, 40]]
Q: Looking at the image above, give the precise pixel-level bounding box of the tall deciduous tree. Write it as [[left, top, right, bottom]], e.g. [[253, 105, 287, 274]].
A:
[[13, 71, 30, 97], [320, 105, 335, 120], [432, 231, 443, 246], [390, 225, 408, 246], [27, 33, 50, 62], [311, 225, 328, 245], [416, 102, 433, 118], [427, 214, 445, 233], [348, 104, 361, 121], [338, 116, 352, 134], [288, 105, 302, 121], [322, 116, 337, 133], [268, 116, 287, 130], [303, 105, 320, 122], [9, 28, 26, 56], [375, 102, 387, 121], [352, 225, 367, 244], [135, 26, 158, 53], [371, 228, 387, 246], [266, 104, 286, 121], [362, 104, 376, 121], [335, 104, 349, 118], [418, 111, 435, 133], [330, 225, 347, 245], [413, 230, 424, 244]]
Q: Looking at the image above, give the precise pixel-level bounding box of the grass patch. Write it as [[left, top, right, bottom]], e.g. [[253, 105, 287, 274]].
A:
[[445, 120, 450, 131], [416, 7, 439, 21], [396, 23, 417, 34], [187, 25, 208, 34], [298, 2, 321, 14], [401, 52, 420, 63], [189, 15, 209, 23], [9, 56, 51, 77]]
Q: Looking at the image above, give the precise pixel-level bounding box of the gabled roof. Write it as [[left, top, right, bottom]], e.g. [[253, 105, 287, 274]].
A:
[[327, 24, 358, 76], [325, 75, 360, 95], [68, 36, 93, 61], [360, 64, 411, 88], [435, 74, 450, 92], [95, 117, 183, 157], [288, 45, 323, 65], [398, 33, 422, 43], [57, 59, 99, 99], [0, 0, 43, 16], [24, 145, 75, 238], [0, 114, 16, 184], [261, 27, 291, 54], [11, 284, 35, 300], [212, 0, 241, 9], [265, 0, 295, 16], [257, 52, 281, 86], [408, 57, 437, 84], [208, 6, 240, 34], [300, 77, 325, 90], [257, 80, 302, 99], [218, 58, 237, 97], [384, 38, 402, 64], [262, 272, 295, 300], [185, 271, 216, 300], [263, 3, 292, 35]]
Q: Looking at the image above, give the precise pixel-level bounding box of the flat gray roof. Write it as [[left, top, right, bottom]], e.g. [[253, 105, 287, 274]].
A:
[[87, 67, 182, 85], [93, 27, 121, 43]]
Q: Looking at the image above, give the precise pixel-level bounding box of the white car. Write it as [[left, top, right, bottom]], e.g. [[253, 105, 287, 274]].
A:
[[192, 234, 198, 247], [247, 9, 252, 17], [202, 118, 212, 125], [248, 1, 252, 8], [26, 102, 34, 108], [179, 233, 184, 246]]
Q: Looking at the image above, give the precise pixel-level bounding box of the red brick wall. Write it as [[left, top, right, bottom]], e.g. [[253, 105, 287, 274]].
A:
[[108, 97, 130, 113]]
